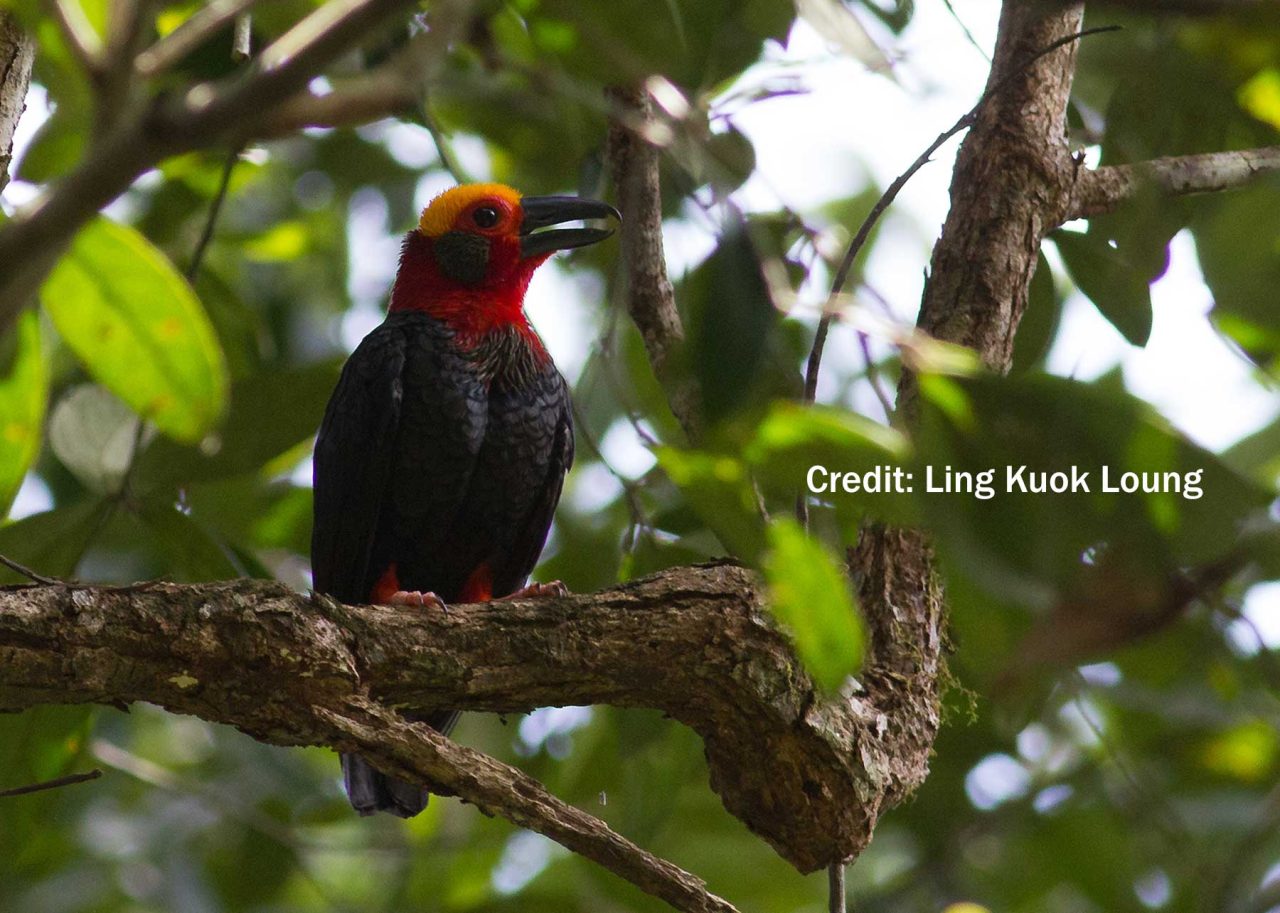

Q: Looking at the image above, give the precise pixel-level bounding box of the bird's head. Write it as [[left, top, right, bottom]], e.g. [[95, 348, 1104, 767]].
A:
[[390, 183, 619, 335]]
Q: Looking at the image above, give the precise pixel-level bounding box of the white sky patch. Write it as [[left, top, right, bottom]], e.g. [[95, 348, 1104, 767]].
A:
[[1229, 582, 1280, 653], [965, 752, 1031, 810], [1033, 783, 1074, 815], [517, 706, 593, 755], [662, 213, 720, 278], [564, 462, 624, 515], [345, 187, 400, 309], [491, 831, 558, 895], [339, 301, 385, 352], [9, 472, 53, 521], [525, 258, 599, 383], [378, 121, 439, 169], [0, 83, 50, 212], [1121, 231, 1280, 450], [451, 134, 494, 182], [599, 419, 657, 478], [1135, 868, 1173, 909], [415, 171, 460, 215]]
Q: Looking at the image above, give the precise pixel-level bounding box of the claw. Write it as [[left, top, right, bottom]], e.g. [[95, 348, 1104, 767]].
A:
[[498, 580, 568, 601], [386, 590, 448, 612]]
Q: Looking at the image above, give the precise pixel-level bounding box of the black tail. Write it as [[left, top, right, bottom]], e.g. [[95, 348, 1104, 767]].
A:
[[340, 710, 460, 818]]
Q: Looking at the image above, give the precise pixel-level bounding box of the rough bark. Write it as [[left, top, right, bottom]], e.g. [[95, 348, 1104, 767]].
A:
[[0, 11, 35, 196], [841, 1, 1089, 825], [0, 562, 926, 874], [1069, 145, 1280, 219], [911, 1, 1085, 386], [606, 85, 703, 442]]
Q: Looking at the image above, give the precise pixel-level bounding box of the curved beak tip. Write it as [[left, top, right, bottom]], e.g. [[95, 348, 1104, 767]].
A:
[[520, 196, 621, 259]]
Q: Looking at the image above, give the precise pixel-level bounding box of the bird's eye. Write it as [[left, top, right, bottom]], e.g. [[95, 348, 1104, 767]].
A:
[[473, 206, 500, 229]]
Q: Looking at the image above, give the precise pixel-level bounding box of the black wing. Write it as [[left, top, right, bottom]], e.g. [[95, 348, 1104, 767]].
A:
[[310, 313, 486, 603], [489, 367, 575, 595]]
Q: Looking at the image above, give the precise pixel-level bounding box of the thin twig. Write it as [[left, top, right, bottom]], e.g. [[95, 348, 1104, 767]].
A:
[[135, 0, 263, 77], [569, 397, 653, 555], [1068, 675, 1197, 863], [232, 12, 253, 61], [939, 0, 991, 61], [51, 0, 103, 76], [801, 25, 1121, 407], [0, 553, 62, 585], [828, 862, 847, 913], [186, 147, 240, 282], [422, 105, 472, 184], [0, 768, 102, 798]]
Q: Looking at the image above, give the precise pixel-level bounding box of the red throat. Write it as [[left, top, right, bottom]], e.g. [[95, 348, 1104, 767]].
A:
[[388, 232, 550, 358]]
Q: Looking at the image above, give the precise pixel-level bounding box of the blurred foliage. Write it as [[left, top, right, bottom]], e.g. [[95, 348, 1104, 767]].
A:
[[0, 1, 1278, 912]]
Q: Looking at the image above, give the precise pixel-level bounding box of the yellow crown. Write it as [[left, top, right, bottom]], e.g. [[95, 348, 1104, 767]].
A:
[[417, 183, 523, 237]]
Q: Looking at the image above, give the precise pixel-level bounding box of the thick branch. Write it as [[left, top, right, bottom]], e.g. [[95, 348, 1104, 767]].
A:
[[605, 84, 702, 441], [0, 562, 920, 878], [909, 1, 1084, 384], [842, 1, 1089, 831], [1068, 145, 1280, 220], [322, 702, 737, 913], [0, 11, 35, 196], [1043, 0, 1269, 13]]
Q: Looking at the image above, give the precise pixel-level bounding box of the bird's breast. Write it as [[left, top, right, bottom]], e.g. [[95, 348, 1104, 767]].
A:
[[460, 323, 552, 391]]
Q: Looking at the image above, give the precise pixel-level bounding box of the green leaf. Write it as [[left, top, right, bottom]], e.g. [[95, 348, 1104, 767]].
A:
[[915, 372, 1272, 607], [525, 0, 793, 90], [47, 384, 142, 494], [0, 312, 48, 518], [0, 499, 111, 584], [764, 518, 865, 692], [745, 401, 916, 524], [684, 225, 793, 426], [136, 359, 341, 489], [1192, 175, 1280, 364], [138, 502, 243, 582], [14, 102, 86, 184], [654, 447, 766, 562], [40, 216, 229, 443], [1222, 414, 1280, 484], [1052, 229, 1153, 347], [1011, 252, 1062, 373]]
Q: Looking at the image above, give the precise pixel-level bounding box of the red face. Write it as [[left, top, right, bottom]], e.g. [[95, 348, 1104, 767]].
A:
[[390, 184, 619, 337]]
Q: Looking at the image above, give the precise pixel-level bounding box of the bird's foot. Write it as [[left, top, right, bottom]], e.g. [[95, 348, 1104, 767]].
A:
[[497, 580, 569, 601], [386, 590, 448, 612]]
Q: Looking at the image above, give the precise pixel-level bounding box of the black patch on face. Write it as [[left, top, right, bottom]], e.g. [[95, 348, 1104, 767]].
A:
[[434, 231, 491, 285]]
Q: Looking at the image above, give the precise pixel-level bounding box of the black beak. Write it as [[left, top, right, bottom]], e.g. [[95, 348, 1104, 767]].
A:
[[519, 196, 621, 260]]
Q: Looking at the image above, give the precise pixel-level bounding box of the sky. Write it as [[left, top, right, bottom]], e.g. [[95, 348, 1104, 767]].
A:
[[1, 0, 1276, 631]]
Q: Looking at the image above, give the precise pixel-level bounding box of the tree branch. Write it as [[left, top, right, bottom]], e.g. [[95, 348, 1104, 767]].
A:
[[0, 10, 35, 197], [1068, 145, 1280, 220], [135, 0, 263, 77], [1043, 0, 1270, 14], [320, 702, 738, 913], [839, 1, 1090, 839], [0, 0, 430, 337], [907, 1, 1085, 385], [0, 768, 102, 798], [0, 562, 937, 883], [605, 84, 702, 442]]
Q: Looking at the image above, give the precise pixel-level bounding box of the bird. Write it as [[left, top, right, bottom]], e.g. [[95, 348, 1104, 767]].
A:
[[311, 182, 619, 817]]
